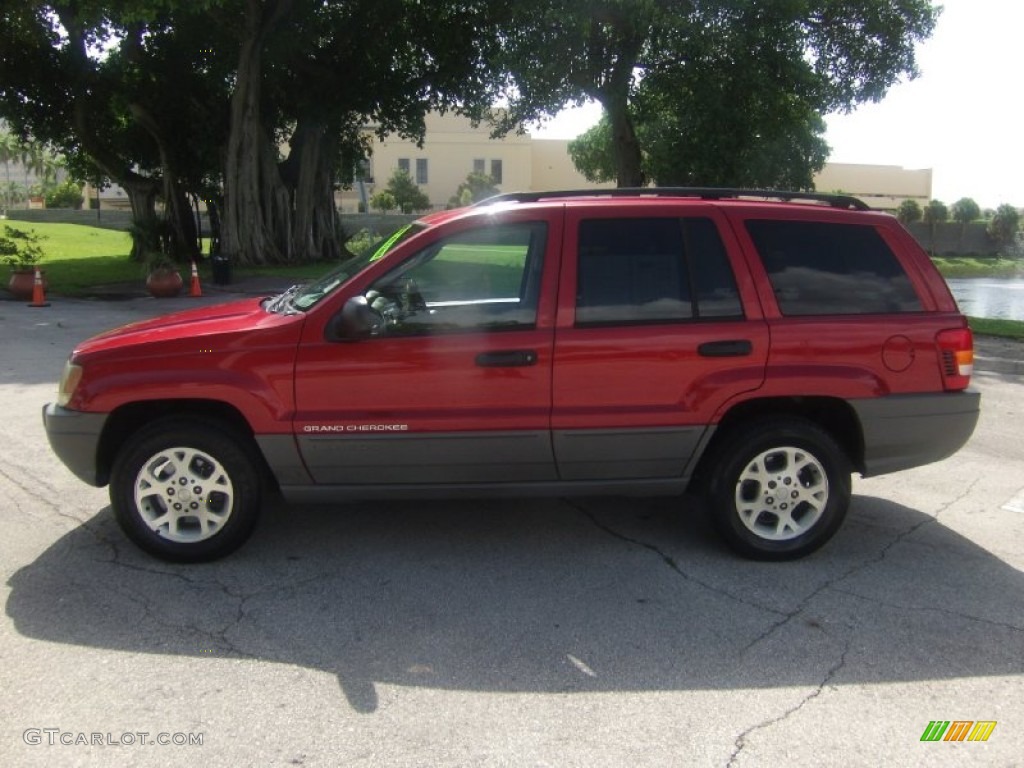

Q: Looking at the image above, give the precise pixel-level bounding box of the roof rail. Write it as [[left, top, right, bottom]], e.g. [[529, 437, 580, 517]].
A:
[[473, 187, 871, 211]]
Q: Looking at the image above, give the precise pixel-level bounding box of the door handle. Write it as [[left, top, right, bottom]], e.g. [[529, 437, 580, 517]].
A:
[[475, 350, 539, 367], [698, 340, 753, 357]]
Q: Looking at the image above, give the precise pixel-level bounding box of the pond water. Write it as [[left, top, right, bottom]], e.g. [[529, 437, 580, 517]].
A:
[[946, 278, 1024, 321]]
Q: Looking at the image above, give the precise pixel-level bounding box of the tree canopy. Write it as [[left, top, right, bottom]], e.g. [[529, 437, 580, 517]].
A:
[[0, 0, 504, 264], [0, 0, 944, 266], [449, 172, 500, 207], [988, 203, 1021, 248], [497, 0, 940, 188], [896, 199, 923, 225], [382, 168, 430, 214]]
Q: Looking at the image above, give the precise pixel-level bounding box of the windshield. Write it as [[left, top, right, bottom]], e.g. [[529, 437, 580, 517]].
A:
[[284, 223, 424, 312]]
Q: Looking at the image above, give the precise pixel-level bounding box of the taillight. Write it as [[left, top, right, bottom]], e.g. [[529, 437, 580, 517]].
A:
[[936, 328, 974, 390]]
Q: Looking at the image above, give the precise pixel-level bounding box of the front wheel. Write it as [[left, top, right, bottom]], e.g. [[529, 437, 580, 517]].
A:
[[110, 419, 263, 562], [703, 418, 851, 560]]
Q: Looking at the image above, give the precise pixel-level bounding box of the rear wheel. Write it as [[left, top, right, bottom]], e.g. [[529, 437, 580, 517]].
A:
[[703, 418, 851, 560], [110, 419, 262, 562]]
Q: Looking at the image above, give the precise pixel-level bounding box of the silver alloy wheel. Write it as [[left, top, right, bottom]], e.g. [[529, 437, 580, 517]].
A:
[[133, 446, 234, 543], [734, 446, 829, 541]]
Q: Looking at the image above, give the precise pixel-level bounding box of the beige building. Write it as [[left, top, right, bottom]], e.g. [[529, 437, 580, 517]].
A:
[[342, 112, 930, 213], [814, 162, 932, 210]]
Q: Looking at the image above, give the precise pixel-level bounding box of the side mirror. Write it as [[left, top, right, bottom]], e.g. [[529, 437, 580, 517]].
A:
[[330, 295, 383, 341]]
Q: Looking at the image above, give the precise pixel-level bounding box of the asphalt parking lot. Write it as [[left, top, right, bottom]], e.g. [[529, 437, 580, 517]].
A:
[[1, 291, 1022, 767]]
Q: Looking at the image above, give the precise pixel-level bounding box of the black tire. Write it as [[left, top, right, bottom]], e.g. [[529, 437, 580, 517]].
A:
[[703, 418, 851, 560], [110, 418, 263, 562]]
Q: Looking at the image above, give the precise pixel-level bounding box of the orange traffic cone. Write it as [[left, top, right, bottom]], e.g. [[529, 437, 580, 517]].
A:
[[28, 266, 50, 308], [189, 260, 202, 297]]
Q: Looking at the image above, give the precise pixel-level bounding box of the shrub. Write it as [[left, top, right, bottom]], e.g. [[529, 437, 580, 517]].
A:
[[44, 180, 85, 209], [0, 225, 46, 268], [345, 228, 378, 255], [370, 190, 396, 214]]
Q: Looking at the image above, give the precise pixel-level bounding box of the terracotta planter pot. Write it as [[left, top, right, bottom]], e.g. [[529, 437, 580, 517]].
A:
[[146, 269, 183, 298], [7, 268, 47, 301]]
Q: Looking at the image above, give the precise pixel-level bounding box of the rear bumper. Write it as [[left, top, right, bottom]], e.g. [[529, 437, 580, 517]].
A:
[[42, 403, 109, 487], [851, 390, 981, 477]]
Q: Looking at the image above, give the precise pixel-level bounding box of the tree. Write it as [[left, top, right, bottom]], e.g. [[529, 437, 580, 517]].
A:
[[219, 0, 504, 265], [923, 199, 948, 254], [565, 120, 616, 184], [0, 129, 16, 212], [0, 1, 225, 260], [950, 197, 980, 244], [497, 1, 939, 187], [1, 1, 505, 265], [383, 168, 430, 214], [987, 203, 1021, 248], [897, 199, 923, 225], [448, 172, 499, 207]]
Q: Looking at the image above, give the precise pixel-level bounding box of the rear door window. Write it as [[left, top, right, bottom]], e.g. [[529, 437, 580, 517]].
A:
[[575, 217, 742, 325], [745, 220, 921, 315]]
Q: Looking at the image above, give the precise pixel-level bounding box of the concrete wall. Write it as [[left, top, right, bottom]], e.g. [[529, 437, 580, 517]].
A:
[[906, 221, 1003, 256], [9, 201, 1013, 258], [4, 209, 135, 231]]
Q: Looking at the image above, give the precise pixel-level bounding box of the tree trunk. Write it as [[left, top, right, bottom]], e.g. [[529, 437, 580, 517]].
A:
[[221, 0, 294, 266], [593, 18, 647, 189], [123, 181, 157, 261], [604, 100, 646, 188], [128, 102, 200, 262], [58, 6, 164, 261], [282, 118, 341, 262]]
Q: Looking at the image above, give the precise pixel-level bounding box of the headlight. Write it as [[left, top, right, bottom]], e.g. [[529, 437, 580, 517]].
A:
[[57, 360, 83, 407]]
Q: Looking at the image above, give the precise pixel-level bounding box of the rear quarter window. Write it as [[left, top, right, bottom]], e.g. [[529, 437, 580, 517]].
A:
[[745, 220, 921, 315]]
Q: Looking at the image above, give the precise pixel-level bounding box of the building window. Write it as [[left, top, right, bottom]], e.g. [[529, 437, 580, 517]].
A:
[[416, 158, 429, 185], [490, 159, 503, 185], [358, 158, 373, 184], [473, 158, 485, 175], [398, 158, 410, 176]]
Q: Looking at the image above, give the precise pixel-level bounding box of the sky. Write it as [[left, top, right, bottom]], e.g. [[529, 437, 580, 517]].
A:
[[531, 0, 1024, 208]]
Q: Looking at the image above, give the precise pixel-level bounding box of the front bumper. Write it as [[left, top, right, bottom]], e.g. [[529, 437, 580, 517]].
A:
[[42, 403, 109, 487]]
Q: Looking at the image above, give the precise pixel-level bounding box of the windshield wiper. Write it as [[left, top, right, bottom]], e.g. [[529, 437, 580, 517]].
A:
[[264, 284, 302, 314]]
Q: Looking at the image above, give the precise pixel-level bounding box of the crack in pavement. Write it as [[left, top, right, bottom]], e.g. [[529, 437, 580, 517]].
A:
[[99, 539, 356, 663], [739, 476, 983, 653], [0, 463, 94, 531], [726, 636, 851, 767], [564, 498, 787, 618], [831, 585, 1024, 634]]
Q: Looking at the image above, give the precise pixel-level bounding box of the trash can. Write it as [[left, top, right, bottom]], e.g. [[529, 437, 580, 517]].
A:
[[211, 254, 232, 286]]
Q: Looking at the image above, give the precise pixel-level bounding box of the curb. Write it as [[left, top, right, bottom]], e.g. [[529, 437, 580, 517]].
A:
[[974, 336, 1024, 376]]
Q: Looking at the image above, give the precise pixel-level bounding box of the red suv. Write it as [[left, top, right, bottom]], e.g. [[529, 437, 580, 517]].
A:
[[43, 189, 980, 562]]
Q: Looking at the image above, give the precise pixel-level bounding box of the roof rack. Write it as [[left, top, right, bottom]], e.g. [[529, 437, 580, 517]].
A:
[[473, 187, 871, 211]]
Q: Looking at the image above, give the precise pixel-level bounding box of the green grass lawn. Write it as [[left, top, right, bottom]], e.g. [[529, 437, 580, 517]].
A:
[[6, 221, 137, 293], [932, 255, 1023, 279], [5, 221, 332, 295], [968, 316, 1024, 341]]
